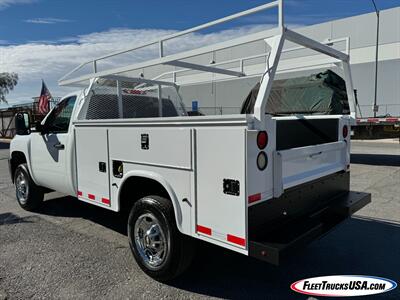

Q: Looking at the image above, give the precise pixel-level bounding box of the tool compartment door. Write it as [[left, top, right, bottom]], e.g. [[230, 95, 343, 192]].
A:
[[196, 128, 247, 250], [75, 127, 111, 206]]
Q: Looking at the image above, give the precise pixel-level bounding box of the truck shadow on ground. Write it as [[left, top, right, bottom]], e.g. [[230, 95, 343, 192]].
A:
[[38, 196, 128, 235], [351, 153, 400, 167], [0, 212, 34, 225], [38, 196, 400, 299], [173, 216, 400, 299]]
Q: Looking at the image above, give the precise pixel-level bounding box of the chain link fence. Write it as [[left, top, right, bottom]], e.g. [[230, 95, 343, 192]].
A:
[[0, 99, 60, 139]]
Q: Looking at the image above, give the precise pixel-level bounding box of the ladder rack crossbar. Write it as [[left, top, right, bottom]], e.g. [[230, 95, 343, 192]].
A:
[[164, 60, 245, 78]]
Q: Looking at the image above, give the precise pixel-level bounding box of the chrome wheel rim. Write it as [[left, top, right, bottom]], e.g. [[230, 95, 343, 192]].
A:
[[134, 213, 168, 270], [16, 171, 29, 204]]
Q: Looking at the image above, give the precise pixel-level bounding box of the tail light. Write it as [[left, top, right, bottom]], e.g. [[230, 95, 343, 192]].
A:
[[257, 151, 268, 170], [343, 125, 348, 138], [257, 131, 268, 149]]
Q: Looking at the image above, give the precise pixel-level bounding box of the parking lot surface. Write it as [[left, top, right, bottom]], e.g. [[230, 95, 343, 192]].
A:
[[0, 140, 399, 299]]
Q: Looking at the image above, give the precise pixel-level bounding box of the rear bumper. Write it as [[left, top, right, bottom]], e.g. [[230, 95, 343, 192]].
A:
[[248, 174, 371, 265]]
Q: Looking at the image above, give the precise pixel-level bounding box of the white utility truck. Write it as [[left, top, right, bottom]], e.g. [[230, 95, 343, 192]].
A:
[[9, 1, 370, 281]]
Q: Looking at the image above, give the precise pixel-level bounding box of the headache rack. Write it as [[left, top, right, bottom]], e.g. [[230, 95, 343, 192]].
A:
[[59, 0, 357, 128]]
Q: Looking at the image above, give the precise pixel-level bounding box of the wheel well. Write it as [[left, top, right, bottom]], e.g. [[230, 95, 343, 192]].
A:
[[119, 176, 170, 213], [10, 151, 27, 183]]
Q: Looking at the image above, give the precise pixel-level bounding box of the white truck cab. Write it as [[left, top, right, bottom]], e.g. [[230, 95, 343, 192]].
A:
[[28, 92, 79, 195], [9, 1, 370, 282]]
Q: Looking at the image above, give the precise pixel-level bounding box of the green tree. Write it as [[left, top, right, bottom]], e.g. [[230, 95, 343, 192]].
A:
[[0, 72, 18, 103]]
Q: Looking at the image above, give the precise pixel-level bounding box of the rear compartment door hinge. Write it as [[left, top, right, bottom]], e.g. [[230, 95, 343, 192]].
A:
[[273, 151, 284, 198]]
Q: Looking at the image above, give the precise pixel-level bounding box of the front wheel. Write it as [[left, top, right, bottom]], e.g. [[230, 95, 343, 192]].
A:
[[14, 164, 44, 211], [127, 195, 194, 282]]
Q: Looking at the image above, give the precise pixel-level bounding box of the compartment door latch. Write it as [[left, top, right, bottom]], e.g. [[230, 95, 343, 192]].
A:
[[141, 134, 149, 150], [223, 179, 240, 196], [99, 162, 107, 173]]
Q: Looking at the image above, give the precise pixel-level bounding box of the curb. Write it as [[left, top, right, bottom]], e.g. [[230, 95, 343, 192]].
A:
[[352, 138, 399, 144]]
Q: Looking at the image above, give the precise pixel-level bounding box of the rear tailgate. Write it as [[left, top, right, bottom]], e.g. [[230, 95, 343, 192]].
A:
[[273, 116, 350, 193]]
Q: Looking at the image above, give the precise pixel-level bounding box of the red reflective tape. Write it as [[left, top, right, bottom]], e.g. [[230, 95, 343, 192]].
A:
[[227, 234, 246, 247], [101, 198, 110, 205], [248, 193, 262, 204], [367, 118, 379, 123], [386, 118, 399, 123], [196, 225, 212, 236], [88, 194, 95, 200], [77, 191, 82, 197]]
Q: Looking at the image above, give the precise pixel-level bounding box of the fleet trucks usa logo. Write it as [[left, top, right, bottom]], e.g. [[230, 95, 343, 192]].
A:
[[291, 275, 397, 297]]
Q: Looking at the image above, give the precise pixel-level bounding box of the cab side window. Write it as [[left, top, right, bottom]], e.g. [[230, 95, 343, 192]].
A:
[[45, 96, 76, 133]]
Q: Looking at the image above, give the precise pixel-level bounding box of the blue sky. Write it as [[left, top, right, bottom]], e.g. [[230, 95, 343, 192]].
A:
[[0, 0, 399, 104], [1, 0, 399, 45]]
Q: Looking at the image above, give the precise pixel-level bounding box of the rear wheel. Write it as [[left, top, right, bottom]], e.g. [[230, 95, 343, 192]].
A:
[[14, 164, 44, 211], [128, 195, 194, 282]]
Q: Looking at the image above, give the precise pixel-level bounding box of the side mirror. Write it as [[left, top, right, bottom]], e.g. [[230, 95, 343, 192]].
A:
[[15, 112, 31, 136]]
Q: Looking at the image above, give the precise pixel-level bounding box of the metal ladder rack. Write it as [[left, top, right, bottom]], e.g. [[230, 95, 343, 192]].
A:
[[59, 0, 356, 128], [59, 0, 285, 87]]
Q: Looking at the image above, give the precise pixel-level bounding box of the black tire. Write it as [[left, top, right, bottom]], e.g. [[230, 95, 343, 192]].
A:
[[128, 195, 194, 282], [14, 163, 44, 211]]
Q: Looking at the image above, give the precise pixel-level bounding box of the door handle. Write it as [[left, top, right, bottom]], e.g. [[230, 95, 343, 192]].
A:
[[53, 143, 65, 150], [309, 151, 322, 158]]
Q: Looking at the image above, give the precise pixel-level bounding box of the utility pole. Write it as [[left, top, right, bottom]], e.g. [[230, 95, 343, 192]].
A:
[[371, 0, 380, 117]]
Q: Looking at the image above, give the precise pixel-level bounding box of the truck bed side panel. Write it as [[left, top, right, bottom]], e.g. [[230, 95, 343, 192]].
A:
[[107, 127, 192, 170], [108, 127, 193, 234], [75, 127, 111, 207], [195, 127, 247, 251]]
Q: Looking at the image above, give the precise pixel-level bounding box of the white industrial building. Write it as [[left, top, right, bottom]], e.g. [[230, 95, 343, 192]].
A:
[[179, 7, 399, 118]]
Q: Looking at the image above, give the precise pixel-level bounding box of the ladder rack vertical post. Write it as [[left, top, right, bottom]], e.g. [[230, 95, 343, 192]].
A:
[[159, 41, 164, 58], [278, 0, 284, 28], [253, 34, 285, 128], [116, 80, 123, 118], [93, 60, 97, 73], [158, 84, 163, 117], [341, 61, 357, 121]]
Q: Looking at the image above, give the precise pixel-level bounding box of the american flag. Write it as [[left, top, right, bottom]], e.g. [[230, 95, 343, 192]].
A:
[[38, 80, 52, 115]]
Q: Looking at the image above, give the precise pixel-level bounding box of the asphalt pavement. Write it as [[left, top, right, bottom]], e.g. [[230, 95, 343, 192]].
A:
[[0, 140, 399, 299]]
